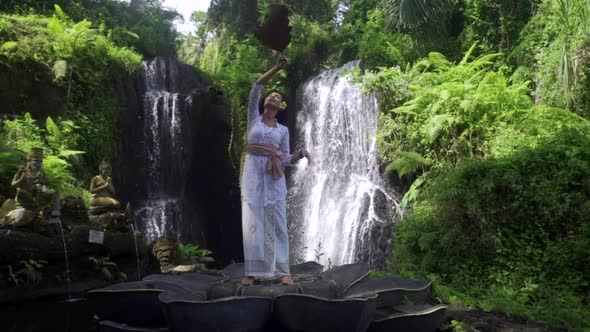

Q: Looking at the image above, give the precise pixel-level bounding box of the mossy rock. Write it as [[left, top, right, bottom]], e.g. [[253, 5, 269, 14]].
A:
[[0, 225, 148, 265]]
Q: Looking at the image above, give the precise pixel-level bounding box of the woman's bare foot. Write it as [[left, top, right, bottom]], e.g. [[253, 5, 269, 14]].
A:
[[241, 276, 255, 285], [280, 275, 294, 285]]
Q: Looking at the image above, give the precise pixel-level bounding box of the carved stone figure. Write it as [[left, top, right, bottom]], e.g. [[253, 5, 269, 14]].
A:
[[2, 148, 56, 227], [90, 160, 120, 211], [151, 237, 179, 273], [88, 160, 130, 228]]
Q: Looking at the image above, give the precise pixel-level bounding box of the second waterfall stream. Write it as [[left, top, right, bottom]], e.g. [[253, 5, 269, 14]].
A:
[[288, 61, 403, 269]]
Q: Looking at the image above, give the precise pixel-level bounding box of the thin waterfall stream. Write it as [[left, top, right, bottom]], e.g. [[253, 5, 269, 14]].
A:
[[130, 224, 141, 280], [288, 61, 403, 269], [51, 191, 73, 301], [120, 56, 241, 265], [56, 216, 72, 300], [133, 58, 192, 243]]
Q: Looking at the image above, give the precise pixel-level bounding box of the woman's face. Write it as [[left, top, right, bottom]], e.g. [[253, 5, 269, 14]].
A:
[[264, 92, 283, 111]]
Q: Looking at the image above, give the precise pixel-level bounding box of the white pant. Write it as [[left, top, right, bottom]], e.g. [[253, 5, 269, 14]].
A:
[[242, 200, 290, 277]]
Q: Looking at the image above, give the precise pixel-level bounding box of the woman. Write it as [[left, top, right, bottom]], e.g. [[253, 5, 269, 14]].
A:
[[241, 54, 311, 285]]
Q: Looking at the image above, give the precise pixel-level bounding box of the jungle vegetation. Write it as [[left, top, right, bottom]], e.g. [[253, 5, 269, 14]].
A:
[[0, 0, 589, 328]]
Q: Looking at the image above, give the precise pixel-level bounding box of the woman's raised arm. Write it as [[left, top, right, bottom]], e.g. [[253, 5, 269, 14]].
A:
[[248, 54, 288, 129], [256, 54, 287, 85]]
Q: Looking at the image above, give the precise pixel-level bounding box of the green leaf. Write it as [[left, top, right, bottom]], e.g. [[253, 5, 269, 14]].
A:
[[123, 30, 140, 39], [401, 177, 424, 208], [53, 60, 68, 80], [58, 149, 85, 157], [386, 151, 431, 177], [46, 117, 61, 144], [54, 4, 67, 20], [101, 267, 113, 281], [73, 20, 92, 31], [1, 41, 17, 50], [426, 114, 454, 143]]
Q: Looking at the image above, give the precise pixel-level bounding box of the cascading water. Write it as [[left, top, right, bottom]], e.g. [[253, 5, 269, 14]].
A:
[[130, 224, 141, 280], [288, 61, 403, 269], [133, 58, 193, 243], [120, 57, 242, 265]]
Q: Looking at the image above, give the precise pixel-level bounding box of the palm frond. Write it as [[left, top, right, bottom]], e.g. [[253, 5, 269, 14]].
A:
[[382, 0, 452, 32]]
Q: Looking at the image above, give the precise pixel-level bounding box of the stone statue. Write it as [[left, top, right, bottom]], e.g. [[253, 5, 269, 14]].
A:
[[151, 237, 179, 273], [90, 160, 121, 211], [1, 148, 56, 227], [88, 160, 130, 228]]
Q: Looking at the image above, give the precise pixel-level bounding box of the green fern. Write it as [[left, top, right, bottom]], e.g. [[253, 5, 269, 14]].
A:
[[53, 4, 67, 21], [45, 117, 61, 148], [401, 176, 425, 208], [52, 60, 68, 81], [425, 114, 455, 143], [386, 151, 432, 178]]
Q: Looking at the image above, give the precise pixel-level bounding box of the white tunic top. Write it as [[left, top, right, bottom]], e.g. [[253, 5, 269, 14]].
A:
[[241, 83, 292, 207]]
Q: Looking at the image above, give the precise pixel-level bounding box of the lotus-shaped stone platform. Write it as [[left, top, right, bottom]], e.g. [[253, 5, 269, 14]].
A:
[[88, 262, 447, 332]]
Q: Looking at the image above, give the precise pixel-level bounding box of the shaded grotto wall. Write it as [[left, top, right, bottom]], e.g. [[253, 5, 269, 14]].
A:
[[115, 58, 242, 267]]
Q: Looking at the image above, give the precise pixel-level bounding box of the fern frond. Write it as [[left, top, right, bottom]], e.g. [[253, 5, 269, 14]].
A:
[[386, 151, 432, 177], [428, 52, 450, 71], [73, 20, 92, 32], [425, 114, 454, 143]]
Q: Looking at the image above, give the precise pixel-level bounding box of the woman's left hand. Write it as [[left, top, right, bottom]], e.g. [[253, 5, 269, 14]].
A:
[[305, 149, 312, 165], [300, 148, 312, 165]]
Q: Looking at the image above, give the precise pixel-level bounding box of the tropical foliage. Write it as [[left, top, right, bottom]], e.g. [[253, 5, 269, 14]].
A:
[[0, 0, 178, 57], [1, 0, 590, 328], [359, 40, 590, 330], [178, 243, 215, 265], [0, 5, 143, 197]]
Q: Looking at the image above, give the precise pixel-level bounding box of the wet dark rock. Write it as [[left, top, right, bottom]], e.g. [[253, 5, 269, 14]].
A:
[[445, 307, 566, 332], [355, 190, 395, 270], [0, 225, 148, 265], [344, 275, 432, 308], [370, 304, 447, 332], [61, 196, 89, 225]]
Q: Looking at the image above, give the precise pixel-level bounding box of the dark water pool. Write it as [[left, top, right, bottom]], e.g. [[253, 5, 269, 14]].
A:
[[0, 298, 97, 332]]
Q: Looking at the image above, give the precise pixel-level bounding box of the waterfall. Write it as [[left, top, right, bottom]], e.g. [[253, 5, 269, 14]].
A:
[[133, 58, 192, 243], [288, 61, 403, 269], [120, 57, 242, 264]]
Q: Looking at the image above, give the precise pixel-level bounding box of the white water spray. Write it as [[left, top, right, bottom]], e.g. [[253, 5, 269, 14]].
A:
[[289, 62, 402, 268]]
